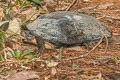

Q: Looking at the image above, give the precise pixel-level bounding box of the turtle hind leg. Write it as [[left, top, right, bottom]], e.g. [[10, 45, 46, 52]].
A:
[[35, 36, 45, 56]]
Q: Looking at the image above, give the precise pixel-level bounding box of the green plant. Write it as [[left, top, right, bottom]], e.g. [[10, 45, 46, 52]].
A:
[[113, 56, 120, 63], [21, 0, 28, 7], [0, 54, 5, 61], [0, 30, 5, 49], [14, 0, 31, 8], [5, 8, 11, 20], [14, 0, 44, 8], [0, 30, 6, 61], [11, 49, 35, 60], [30, 0, 44, 6], [14, 0, 21, 5], [72, 63, 81, 70]]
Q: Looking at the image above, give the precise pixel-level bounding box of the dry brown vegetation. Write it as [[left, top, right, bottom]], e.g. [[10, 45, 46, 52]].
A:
[[0, 0, 120, 80]]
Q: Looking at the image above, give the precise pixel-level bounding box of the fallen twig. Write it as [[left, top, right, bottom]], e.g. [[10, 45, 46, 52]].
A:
[[97, 15, 106, 20], [66, 0, 77, 11], [104, 34, 108, 54], [64, 36, 104, 61]]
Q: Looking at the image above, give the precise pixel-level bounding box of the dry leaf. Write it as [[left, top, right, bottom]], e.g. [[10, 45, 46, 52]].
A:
[[45, 42, 55, 49], [45, 75, 50, 80], [83, 0, 89, 2], [8, 18, 20, 34], [43, 0, 57, 12], [66, 46, 84, 51], [51, 68, 57, 76], [6, 71, 40, 80], [0, 8, 5, 20], [44, 0, 57, 7], [21, 7, 39, 20], [46, 60, 59, 67], [97, 3, 113, 9]]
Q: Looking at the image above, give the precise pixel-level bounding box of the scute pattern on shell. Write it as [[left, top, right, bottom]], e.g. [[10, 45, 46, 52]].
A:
[[26, 11, 112, 47]]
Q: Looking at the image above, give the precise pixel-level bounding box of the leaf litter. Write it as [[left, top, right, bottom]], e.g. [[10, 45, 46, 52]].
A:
[[0, 0, 120, 80]]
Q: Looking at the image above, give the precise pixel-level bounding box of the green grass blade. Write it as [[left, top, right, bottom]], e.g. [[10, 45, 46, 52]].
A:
[[30, 0, 44, 6], [0, 30, 5, 48], [22, 51, 33, 57], [5, 8, 11, 20], [21, 0, 27, 7], [0, 54, 5, 61], [13, 49, 22, 59]]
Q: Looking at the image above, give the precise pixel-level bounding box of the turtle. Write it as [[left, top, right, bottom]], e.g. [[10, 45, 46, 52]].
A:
[[25, 11, 112, 56]]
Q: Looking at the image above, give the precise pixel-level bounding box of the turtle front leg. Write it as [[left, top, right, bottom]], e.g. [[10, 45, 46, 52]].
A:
[[35, 36, 45, 56]]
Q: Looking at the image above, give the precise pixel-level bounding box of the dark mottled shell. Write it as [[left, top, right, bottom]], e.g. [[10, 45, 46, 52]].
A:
[[26, 11, 112, 47]]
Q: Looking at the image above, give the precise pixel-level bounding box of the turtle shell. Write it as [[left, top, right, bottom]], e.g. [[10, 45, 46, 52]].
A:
[[26, 11, 112, 47]]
